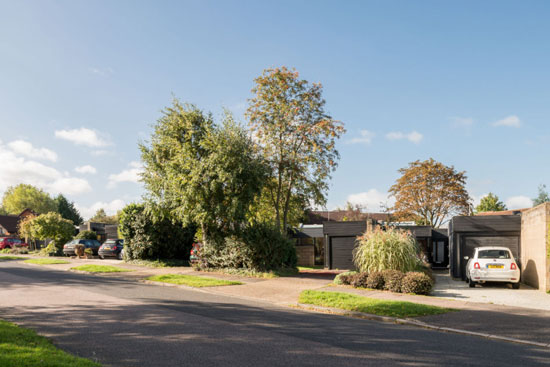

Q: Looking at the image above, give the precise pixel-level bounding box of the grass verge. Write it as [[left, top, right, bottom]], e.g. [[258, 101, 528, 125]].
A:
[[24, 258, 70, 265], [298, 290, 455, 318], [124, 259, 190, 268], [0, 319, 100, 367], [0, 256, 25, 261], [146, 274, 243, 287], [70, 265, 133, 273]]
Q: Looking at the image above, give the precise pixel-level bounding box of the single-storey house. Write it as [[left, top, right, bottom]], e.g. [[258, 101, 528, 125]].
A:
[[79, 222, 119, 243], [294, 204, 550, 292]]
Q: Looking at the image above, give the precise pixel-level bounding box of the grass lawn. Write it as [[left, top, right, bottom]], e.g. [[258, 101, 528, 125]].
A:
[[70, 265, 133, 273], [124, 258, 190, 268], [146, 274, 243, 287], [24, 258, 70, 265], [299, 290, 455, 318], [0, 319, 100, 367], [0, 256, 25, 261]]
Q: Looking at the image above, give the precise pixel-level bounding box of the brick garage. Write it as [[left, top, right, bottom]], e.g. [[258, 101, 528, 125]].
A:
[[521, 203, 550, 292]]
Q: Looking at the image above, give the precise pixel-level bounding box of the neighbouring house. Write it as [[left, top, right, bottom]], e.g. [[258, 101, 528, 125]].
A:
[[0, 208, 38, 238], [294, 204, 550, 291], [79, 222, 119, 243], [0, 214, 21, 236]]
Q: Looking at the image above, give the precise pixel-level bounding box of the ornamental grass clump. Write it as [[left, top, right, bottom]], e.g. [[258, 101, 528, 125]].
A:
[[353, 227, 420, 273]]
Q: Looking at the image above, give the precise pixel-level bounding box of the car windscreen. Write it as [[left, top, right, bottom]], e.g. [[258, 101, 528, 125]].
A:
[[68, 239, 79, 244], [478, 250, 511, 259], [104, 240, 116, 244]]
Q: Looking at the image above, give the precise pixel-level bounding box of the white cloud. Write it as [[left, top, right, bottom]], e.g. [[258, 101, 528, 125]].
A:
[[450, 116, 474, 127], [0, 143, 91, 196], [75, 165, 97, 174], [7, 140, 57, 162], [385, 131, 423, 144], [346, 189, 394, 212], [89, 67, 114, 76], [76, 199, 125, 220], [505, 196, 532, 210], [348, 130, 375, 145], [49, 178, 92, 195], [54, 127, 110, 147], [107, 161, 143, 188], [493, 115, 521, 128]]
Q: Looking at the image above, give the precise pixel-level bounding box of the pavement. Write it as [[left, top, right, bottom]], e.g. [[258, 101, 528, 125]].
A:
[[2, 259, 550, 366], [431, 270, 550, 311]]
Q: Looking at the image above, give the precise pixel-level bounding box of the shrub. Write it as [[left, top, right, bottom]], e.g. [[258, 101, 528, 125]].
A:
[[350, 272, 369, 288], [84, 248, 93, 257], [198, 221, 297, 272], [366, 271, 385, 290], [76, 230, 98, 240], [353, 227, 421, 273], [40, 242, 59, 257], [333, 271, 357, 285], [119, 203, 196, 261], [381, 269, 404, 293], [415, 263, 434, 281], [401, 272, 434, 295]]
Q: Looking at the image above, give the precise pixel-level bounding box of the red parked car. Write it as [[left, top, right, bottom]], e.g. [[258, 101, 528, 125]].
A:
[[0, 237, 28, 249]]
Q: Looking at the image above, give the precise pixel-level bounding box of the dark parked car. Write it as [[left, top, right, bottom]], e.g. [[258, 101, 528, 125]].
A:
[[0, 237, 28, 249], [63, 239, 101, 256], [98, 239, 124, 260]]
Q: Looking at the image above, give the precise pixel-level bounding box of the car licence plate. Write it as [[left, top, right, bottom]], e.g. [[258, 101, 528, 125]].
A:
[[487, 264, 504, 269], [103, 246, 111, 250]]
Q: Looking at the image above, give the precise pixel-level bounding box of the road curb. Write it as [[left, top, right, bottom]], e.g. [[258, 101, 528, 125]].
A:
[[294, 303, 550, 348]]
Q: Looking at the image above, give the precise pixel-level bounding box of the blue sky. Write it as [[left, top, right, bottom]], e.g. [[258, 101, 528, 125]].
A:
[[1, 0, 549, 218]]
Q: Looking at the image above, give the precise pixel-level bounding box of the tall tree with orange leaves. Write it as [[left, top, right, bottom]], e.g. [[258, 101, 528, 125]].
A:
[[246, 67, 345, 233], [389, 158, 471, 227]]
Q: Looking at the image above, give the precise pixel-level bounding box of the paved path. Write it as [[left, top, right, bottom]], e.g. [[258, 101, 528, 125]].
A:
[[432, 271, 550, 311], [2, 260, 550, 366]]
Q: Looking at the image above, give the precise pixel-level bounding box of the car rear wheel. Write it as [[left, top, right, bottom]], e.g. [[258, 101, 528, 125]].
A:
[[468, 278, 476, 288], [99, 255, 104, 259], [512, 282, 520, 289]]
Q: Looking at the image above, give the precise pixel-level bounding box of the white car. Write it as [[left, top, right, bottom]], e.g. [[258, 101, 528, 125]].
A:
[[465, 246, 520, 289]]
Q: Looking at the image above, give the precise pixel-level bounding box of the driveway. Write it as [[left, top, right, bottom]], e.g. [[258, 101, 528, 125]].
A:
[[432, 271, 550, 311], [2, 260, 550, 366]]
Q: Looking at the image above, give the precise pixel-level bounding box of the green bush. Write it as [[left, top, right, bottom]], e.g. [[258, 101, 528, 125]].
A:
[[381, 269, 404, 293], [40, 243, 59, 257], [366, 271, 385, 290], [353, 228, 421, 273], [333, 271, 357, 285], [350, 272, 369, 288], [198, 221, 297, 272], [76, 230, 98, 240], [401, 272, 434, 295], [119, 203, 196, 261]]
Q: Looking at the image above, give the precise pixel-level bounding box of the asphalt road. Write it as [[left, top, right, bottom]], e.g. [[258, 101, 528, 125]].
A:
[[1, 261, 550, 366]]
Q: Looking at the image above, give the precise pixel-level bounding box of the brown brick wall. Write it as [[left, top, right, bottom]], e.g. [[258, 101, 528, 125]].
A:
[[520, 203, 550, 291]]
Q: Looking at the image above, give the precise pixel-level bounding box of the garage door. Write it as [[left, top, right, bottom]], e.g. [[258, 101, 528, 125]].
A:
[[460, 236, 520, 279], [331, 237, 357, 270]]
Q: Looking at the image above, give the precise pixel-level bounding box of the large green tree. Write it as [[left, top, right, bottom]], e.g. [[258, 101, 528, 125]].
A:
[[475, 193, 507, 213], [389, 158, 471, 227], [89, 208, 119, 224], [20, 212, 75, 250], [140, 100, 267, 243], [55, 194, 83, 226], [2, 184, 56, 214], [246, 66, 345, 233], [533, 184, 550, 206]]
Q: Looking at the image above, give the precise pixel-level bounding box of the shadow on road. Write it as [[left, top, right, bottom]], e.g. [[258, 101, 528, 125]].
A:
[[2, 262, 550, 366]]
